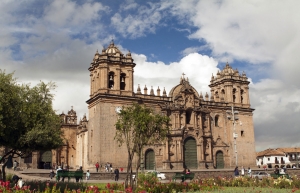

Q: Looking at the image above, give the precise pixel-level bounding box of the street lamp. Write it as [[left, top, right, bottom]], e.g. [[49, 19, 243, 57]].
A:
[[227, 106, 239, 166]]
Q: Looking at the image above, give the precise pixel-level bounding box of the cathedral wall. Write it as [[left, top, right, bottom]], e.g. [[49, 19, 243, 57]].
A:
[[87, 100, 137, 170]]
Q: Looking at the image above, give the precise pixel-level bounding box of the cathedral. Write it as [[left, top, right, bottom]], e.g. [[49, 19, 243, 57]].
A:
[[10, 41, 257, 170]]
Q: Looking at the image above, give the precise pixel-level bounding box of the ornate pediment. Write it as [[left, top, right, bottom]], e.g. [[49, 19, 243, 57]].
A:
[[213, 136, 229, 147]]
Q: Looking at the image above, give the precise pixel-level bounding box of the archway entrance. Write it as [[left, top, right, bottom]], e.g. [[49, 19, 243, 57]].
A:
[[40, 151, 52, 169], [145, 150, 155, 170], [216, 151, 224, 169], [184, 137, 197, 169]]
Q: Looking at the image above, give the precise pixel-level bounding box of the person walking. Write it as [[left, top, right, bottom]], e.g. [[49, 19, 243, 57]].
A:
[[95, 162, 99, 172], [86, 170, 90, 180], [248, 167, 252, 177], [114, 168, 119, 181], [241, 166, 245, 176], [234, 166, 239, 177], [49, 169, 55, 179], [13, 160, 18, 171]]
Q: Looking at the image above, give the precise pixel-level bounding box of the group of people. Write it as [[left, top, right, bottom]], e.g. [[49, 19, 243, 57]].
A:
[[95, 162, 120, 181], [234, 166, 252, 177]]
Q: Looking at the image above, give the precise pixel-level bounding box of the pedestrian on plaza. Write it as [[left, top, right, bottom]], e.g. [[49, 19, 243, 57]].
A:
[[75, 166, 83, 182], [248, 167, 252, 176], [49, 169, 55, 179], [110, 163, 113, 173], [234, 166, 239, 177], [13, 160, 18, 171], [241, 166, 245, 176], [114, 168, 119, 181], [86, 170, 90, 180], [95, 162, 99, 172]]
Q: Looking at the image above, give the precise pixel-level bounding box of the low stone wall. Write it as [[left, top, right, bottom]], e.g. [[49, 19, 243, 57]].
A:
[[21, 168, 300, 181]]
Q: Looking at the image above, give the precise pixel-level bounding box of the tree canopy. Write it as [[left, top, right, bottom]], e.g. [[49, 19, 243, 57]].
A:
[[115, 103, 170, 187], [0, 70, 63, 175]]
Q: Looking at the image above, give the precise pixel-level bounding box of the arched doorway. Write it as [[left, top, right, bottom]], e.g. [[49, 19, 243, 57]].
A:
[[145, 150, 155, 170], [40, 151, 52, 169], [184, 137, 197, 169], [216, 151, 224, 169]]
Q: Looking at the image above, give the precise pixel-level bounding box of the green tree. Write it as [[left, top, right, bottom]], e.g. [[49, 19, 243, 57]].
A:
[[0, 70, 63, 180], [115, 103, 170, 187]]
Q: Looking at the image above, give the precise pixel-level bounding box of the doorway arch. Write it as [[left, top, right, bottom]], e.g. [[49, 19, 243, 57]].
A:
[[145, 149, 155, 170], [216, 151, 224, 169], [40, 151, 52, 169], [184, 137, 197, 169]]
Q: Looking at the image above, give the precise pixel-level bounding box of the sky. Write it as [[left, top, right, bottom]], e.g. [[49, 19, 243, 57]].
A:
[[1, 0, 300, 152]]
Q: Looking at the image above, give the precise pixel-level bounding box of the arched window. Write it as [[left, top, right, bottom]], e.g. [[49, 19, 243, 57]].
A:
[[215, 115, 219, 127], [221, 89, 225, 100], [233, 88, 236, 103], [240, 89, 244, 103], [120, 73, 126, 90], [186, 109, 192, 124], [215, 91, 219, 99], [108, 72, 115, 89]]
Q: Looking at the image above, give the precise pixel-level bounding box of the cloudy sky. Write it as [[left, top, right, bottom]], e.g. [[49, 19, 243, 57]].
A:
[[1, 0, 299, 152]]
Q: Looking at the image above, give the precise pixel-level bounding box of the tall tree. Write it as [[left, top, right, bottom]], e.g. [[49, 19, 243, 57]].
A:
[[0, 70, 63, 180], [115, 103, 170, 187]]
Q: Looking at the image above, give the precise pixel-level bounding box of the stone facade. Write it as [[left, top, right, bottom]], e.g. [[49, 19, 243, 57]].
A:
[[50, 41, 256, 171], [60, 41, 256, 170]]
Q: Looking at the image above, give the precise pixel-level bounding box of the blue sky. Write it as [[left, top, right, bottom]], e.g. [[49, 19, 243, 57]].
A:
[[1, 0, 300, 152]]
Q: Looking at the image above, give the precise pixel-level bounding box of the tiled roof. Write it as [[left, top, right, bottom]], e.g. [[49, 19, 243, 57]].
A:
[[257, 147, 300, 157], [276, 147, 300, 153], [257, 148, 285, 157]]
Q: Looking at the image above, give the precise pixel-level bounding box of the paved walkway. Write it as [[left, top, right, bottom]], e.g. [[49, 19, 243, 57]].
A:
[[6, 168, 127, 184]]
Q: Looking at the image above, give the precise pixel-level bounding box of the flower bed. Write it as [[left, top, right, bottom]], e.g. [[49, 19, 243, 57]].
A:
[[1, 174, 300, 193]]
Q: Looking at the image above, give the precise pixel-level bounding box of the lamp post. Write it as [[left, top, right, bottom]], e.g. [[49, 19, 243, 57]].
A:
[[227, 106, 239, 166]]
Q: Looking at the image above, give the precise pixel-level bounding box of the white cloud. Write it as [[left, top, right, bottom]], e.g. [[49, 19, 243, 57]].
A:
[[181, 45, 209, 56], [132, 52, 219, 95], [111, 2, 168, 38]]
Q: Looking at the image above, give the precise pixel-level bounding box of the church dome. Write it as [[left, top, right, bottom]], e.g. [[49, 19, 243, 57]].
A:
[[105, 41, 122, 55], [168, 75, 199, 101]]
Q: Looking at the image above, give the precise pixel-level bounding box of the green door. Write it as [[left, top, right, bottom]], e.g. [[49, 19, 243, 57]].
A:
[[216, 151, 224, 169], [145, 150, 155, 170], [41, 151, 52, 162], [184, 138, 197, 169]]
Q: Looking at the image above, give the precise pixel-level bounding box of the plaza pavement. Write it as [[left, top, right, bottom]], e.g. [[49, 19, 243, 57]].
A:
[[6, 168, 126, 184]]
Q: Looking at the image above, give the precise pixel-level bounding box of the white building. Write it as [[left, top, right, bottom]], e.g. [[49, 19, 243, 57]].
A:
[[256, 148, 300, 169]]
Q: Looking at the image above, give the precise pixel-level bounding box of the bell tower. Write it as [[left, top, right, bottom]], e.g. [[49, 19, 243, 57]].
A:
[[209, 63, 250, 108], [88, 41, 136, 97]]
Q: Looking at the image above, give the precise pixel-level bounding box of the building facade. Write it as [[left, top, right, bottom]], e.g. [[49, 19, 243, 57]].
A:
[[71, 42, 257, 170], [257, 148, 300, 169]]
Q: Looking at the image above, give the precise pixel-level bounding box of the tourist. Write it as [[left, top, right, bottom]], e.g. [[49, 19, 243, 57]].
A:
[[248, 167, 252, 176], [234, 166, 239, 177], [114, 168, 119, 181], [241, 166, 245, 176], [49, 169, 55, 179], [95, 162, 99, 172], [86, 170, 90, 180], [12, 174, 20, 186], [13, 160, 18, 171], [76, 166, 83, 182]]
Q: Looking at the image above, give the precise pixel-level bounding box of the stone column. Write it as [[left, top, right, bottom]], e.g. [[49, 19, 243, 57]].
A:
[[32, 151, 39, 169], [115, 68, 120, 91]]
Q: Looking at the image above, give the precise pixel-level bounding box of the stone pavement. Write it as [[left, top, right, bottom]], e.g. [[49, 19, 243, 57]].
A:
[[6, 168, 126, 184]]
